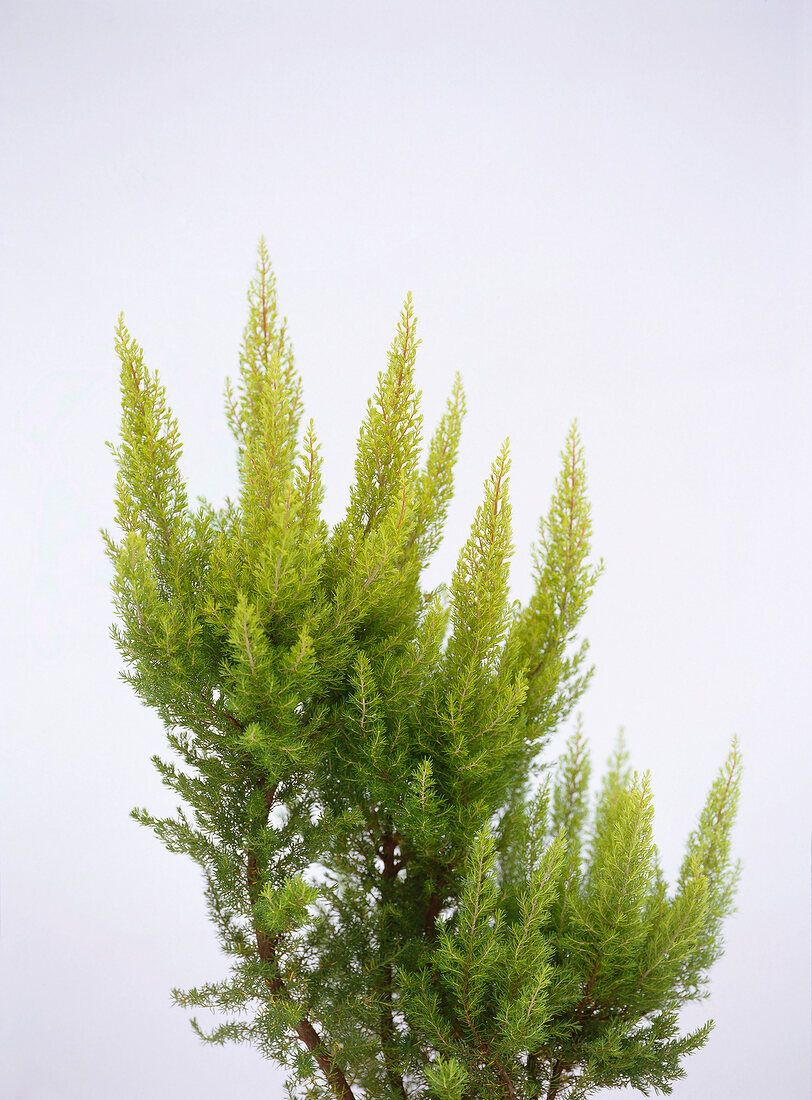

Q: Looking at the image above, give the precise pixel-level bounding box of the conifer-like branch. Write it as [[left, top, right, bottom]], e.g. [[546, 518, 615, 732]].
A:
[[108, 241, 741, 1100]]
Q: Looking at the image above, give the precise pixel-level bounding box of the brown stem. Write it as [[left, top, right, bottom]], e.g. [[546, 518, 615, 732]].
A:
[[542, 964, 599, 1100], [380, 831, 399, 879], [494, 1057, 517, 1100], [294, 1019, 356, 1100], [248, 783, 356, 1100], [379, 960, 407, 1100], [423, 889, 443, 940], [527, 1052, 541, 1097], [546, 1059, 564, 1100], [378, 831, 408, 1100], [570, 963, 600, 1030]]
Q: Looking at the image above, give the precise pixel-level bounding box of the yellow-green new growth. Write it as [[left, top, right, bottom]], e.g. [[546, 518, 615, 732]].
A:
[[106, 241, 741, 1100]]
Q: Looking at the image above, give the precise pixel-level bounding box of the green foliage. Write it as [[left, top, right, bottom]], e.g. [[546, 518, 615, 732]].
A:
[[105, 242, 741, 1100]]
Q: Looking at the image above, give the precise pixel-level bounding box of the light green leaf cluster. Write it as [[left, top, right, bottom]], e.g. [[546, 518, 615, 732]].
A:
[[106, 243, 741, 1100], [402, 739, 740, 1100]]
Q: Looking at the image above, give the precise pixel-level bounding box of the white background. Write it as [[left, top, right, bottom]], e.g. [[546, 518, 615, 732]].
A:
[[1, 2, 809, 1097]]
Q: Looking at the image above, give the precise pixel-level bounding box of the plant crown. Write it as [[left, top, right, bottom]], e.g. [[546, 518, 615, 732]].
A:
[[105, 242, 741, 1100]]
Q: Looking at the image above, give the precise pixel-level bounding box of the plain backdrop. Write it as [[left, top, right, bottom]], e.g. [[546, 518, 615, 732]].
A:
[[1, 2, 809, 1097]]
